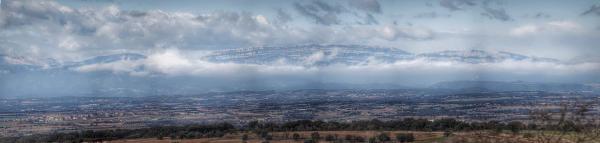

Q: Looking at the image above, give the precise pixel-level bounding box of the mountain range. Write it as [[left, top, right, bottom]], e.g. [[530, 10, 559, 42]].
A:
[[431, 80, 596, 92], [0, 44, 563, 72], [205, 44, 561, 65], [0, 44, 594, 97]]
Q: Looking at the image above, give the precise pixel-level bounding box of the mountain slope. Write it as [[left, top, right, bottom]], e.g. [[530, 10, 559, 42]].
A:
[[205, 45, 560, 65], [431, 80, 594, 92], [205, 44, 413, 65], [62, 53, 147, 69], [417, 50, 559, 64]]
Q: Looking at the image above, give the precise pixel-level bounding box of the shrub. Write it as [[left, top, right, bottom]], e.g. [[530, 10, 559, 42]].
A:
[[444, 130, 453, 137], [304, 139, 316, 143], [325, 134, 336, 141], [310, 132, 320, 140], [368, 137, 377, 143], [395, 133, 415, 143], [293, 133, 302, 141], [377, 132, 391, 142], [242, 134, 249, 142], [355, 136, 365, 142], [522, 132, 534, 138]]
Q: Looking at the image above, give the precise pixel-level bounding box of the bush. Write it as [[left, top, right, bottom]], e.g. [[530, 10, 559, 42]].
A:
[[310, 132, 320, 140], [377, 132, 391, 142], [395, 133, 415, 143], [257, 130, 269, 139], [507, 121, 524, 134], [345, 135, 354, 141], [264, 135, 273, 140], [444, 130, 453, 137], [325, 134, 336, 141], [242, 134, 249, 142], [304, 139, 316, 143], [522, 132, 534, 138], [355, 136, 365, 142], [368, 137, 377, 143], [293, 133, 302, 141]]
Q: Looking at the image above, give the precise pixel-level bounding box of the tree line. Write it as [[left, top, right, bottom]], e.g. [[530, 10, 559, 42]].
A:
[[257, 131, 416, 143], [0, 123, 235, 143], [246, 118, 527, 133]]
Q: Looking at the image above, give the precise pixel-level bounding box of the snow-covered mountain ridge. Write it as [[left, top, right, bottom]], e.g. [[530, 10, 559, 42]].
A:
[[0, 44, 565, 71]]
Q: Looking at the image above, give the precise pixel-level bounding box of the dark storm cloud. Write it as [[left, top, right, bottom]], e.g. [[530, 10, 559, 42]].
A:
[[124, 10, 148, 17], [413, 12, 451, 18], [348, 0, 382, 13], [363, 13, 379, 24], [354, 13, 379, 25], [438, 0, 512, 21], [276, 8, 293, 23], [480, 0, 512, 21], [425, 1, 434, 7], [481, 7, 512, 21], [292, 0, 382, 26], [528, 12, 551, 19], [0, 0, 74, 28], [293, 1, 345, 25], [581, 4, 600, 16], [439, 0, 477, 11]]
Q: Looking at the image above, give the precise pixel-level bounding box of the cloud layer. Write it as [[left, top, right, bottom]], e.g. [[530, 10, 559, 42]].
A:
[[1, 0, 600, 94], [0, 0, 597, 63], [0, 0, 439, 61], [69, 49, 600, 86], [1, 0, 599, 62]]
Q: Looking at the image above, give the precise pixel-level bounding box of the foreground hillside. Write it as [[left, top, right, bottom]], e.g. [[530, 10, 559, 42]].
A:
[[109, 130, 595, 143], [110, 131, 445, 143]]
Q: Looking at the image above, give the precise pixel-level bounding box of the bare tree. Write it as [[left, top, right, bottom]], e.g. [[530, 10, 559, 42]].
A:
[[566, 102, 600, 143], [530, 101, 600, 143]]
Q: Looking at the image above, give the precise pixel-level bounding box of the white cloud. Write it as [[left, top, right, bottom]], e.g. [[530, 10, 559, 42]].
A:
[[378, 25, 434, 40], [303, 51, 325, 65], [146, 49, 192, 71], [510, 21, 581, 36], [254, 15, 269, 25], [510, 24, 539, 36], [0, 0, 436, 61], [546, 21, 580, 31], [73, 51, 600, 85], [58, 36, 81, 51]]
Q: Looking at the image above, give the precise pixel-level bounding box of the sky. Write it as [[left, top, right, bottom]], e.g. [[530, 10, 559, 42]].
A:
[[1, 0, 600, 96], [1, 0, 599, 61]]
